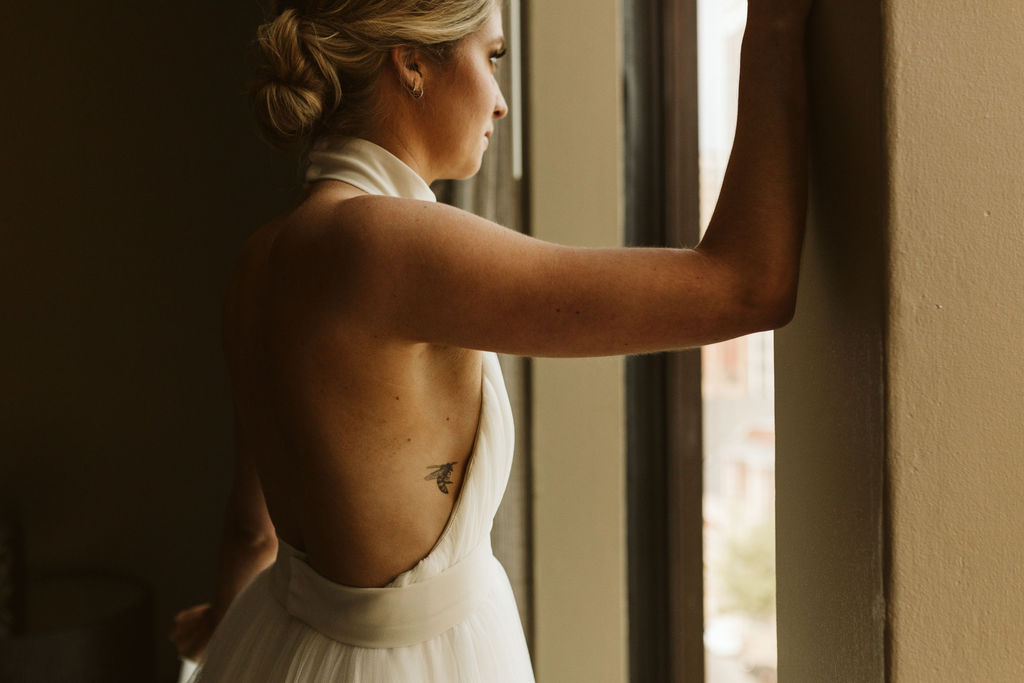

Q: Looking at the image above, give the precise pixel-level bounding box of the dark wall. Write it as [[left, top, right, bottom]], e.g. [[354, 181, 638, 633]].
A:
[[0, 4, 300, 680], [774, 0, 887, 679]]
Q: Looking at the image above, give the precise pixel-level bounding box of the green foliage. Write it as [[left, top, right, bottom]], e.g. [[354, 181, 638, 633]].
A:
[[718, 518, 776, 617]]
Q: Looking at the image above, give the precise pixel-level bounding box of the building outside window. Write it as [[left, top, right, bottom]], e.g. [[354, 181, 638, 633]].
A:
[[698, 1, 778, 680]]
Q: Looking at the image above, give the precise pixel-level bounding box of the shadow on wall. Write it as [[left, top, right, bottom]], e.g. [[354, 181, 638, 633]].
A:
[[775, 0, 887, 681], [0, 3, 301, 681]]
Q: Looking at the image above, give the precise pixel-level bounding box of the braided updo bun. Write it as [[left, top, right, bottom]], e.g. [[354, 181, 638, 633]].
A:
[[251, 9, 341, 145], [251, 0, 500, 146]]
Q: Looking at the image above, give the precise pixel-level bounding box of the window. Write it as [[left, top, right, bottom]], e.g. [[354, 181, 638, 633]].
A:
[[625, 1, 776, 681]]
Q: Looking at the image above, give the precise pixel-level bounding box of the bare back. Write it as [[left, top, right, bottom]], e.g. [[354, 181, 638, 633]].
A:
[[224, 183, 486, 589]]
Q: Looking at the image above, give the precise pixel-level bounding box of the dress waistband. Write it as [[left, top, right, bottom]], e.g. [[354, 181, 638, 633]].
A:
[[269, 539, 495, 648]]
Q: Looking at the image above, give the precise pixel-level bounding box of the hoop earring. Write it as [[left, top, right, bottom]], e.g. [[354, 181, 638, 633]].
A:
[[407, 82, 423, 99]]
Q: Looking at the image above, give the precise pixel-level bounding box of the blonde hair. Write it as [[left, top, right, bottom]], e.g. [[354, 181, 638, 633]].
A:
[[251, 0, 499, 146]]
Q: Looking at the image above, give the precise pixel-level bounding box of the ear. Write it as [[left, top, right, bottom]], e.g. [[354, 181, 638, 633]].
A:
[[391, 46, 424, 92]]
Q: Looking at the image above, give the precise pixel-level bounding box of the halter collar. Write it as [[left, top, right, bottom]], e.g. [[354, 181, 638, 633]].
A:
[[305, 137, 436, 202]]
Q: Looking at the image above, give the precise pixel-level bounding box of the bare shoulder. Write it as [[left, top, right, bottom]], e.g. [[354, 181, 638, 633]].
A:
[[262, 193, 517, 318], [276, 193, 512, 262], [260, 191, 783, 357], [237, 192, 372, 311]]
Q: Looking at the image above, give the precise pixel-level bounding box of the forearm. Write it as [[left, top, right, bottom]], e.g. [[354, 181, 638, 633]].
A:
[[695, 11, 809, 321], [209, 523, 277, 620], [170, 455, 275, 661]]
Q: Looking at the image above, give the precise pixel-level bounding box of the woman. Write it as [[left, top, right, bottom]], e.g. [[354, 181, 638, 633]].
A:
[[170, 0, 813, 680]]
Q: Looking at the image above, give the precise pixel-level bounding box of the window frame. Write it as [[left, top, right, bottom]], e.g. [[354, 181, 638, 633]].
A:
[[623, 0, 704, 680]]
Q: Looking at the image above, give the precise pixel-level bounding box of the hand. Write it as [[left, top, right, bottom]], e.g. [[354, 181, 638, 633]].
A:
[[169, 603, 219, 662]]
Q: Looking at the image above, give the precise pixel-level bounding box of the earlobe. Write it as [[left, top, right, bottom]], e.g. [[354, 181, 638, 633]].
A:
[[391, 46, 425, 99]]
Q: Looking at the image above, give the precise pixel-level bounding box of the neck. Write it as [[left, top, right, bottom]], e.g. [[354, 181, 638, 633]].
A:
[[360, 130, 436, 186], [357, 83, 439, 185]]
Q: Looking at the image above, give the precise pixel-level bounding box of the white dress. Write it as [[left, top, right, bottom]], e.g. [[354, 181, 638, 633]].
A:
[[189, 138, 535, 683]]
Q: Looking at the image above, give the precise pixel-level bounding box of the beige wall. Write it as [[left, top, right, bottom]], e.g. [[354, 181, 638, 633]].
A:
[[777, 0, 1024, 679], [886, 0, 1024, 679], [527, 0, 629, 681]]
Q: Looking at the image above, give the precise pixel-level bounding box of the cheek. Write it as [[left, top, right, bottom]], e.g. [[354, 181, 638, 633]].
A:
[[424, 65, 493, 161], [475, 70, 497, 105], [453, 62, 494, 112]]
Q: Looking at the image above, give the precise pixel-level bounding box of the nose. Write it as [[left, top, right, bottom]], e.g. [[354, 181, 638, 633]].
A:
[[494, 87, 509, 119]]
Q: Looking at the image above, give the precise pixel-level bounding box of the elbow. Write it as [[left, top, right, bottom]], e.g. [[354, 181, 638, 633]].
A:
[[743, 282, 798, 333], [223, 508, 278, 554], [225, 524, 277, 550], [746, 259, 800, 331], [693, 248, 800, 338], [766, 289, 797, 329], [224, 526, 279, 566]]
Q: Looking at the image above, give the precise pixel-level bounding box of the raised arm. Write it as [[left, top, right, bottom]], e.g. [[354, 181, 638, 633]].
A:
[[276, 3, 811, 358], [695, 1, 810, 325]]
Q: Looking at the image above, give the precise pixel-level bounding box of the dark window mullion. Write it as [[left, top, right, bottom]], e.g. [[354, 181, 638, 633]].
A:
[[624, 0, 702, 681]]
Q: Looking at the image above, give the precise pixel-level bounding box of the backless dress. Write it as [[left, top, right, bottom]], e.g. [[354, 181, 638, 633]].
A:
[[189, 138, 535, 682]]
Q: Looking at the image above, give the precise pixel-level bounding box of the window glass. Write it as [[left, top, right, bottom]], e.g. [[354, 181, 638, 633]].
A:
[[699, 1, 778, 681]]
